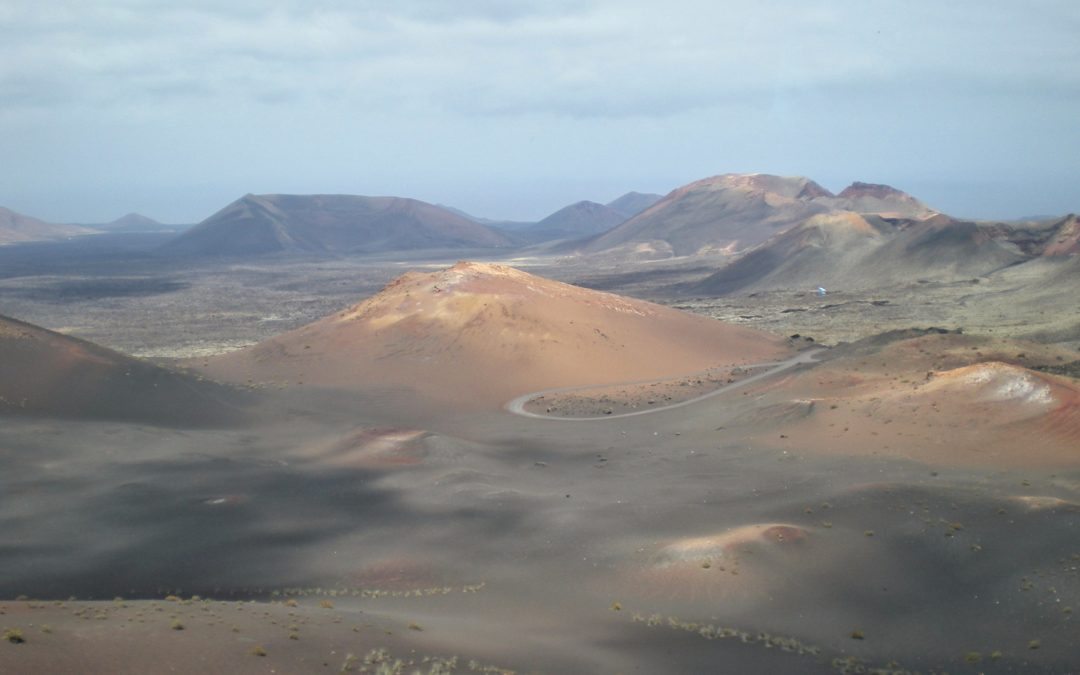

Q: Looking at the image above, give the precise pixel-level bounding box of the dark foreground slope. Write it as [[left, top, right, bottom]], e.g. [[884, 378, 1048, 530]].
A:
[[0, 314, 244, 426], [2, 271, 1080, 674], [3, 325, 1080, 673]]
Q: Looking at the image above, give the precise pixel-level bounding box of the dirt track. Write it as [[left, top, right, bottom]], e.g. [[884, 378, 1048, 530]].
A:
[[504, 348, 826, 420]]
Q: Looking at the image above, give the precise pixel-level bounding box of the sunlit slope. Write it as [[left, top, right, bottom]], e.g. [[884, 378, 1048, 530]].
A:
[[692, 214, 1025, 294], [739, 331, 1080, 467], [203, 261, 791, 408]]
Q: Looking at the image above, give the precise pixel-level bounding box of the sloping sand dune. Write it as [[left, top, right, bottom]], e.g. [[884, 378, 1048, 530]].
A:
[[654, 524, 809, 566], [201, 262, 790, 409], [1041, 213, 1080, 257], [297, 427, 430, 468], [619, 523, 812, 605], [748, 333, 1080, 467]]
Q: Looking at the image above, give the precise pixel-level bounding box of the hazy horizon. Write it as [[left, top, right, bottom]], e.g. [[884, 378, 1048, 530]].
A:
[[2, 1, 1078, 224]]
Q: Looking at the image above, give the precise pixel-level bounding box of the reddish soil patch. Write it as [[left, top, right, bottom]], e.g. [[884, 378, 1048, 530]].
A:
[[200, 262, 791, 410]]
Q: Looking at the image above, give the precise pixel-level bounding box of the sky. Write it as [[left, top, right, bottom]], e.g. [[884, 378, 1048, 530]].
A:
[[1, 0, 1077, 224]]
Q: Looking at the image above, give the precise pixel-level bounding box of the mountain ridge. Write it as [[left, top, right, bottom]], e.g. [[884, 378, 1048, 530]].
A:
[[161, 193, 514, 256], [0, 206, 97, 245]]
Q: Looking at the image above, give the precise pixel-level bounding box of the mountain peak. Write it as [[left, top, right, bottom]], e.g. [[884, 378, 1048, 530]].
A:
[[838, 182, 909, 200], [0, 206, 97, 244], [519, 200, 627, 242], [606, 192, 664, 219], [109, 212, 161, 226], [162, 193, 512, 257], [582, 173, 834, 257], [831, 181, 935, 218], [443, 260, 529, 279], [682, 174, 834, 201], [204, 263, 789, 408], [564, 200, 607, 211]]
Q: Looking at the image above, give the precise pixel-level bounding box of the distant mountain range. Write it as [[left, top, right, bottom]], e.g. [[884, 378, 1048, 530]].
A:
[[89, 213, 182, 233], [678, 195, 1078, 295], [576, 174, 937, 258], [160, 190, 664, 256], [0, 207, 184, 245], [445, 191, 663, 245], [161, 194, 514, 256], [511, 192, 664, 244], [0, 207, 96, 245], [2, 178, 1074, 295], [508, 200, 627, 244], [607, 191, 664, 219], [687, 212, 1029, 295]]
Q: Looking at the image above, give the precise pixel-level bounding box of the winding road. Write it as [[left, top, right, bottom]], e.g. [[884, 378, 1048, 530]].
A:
[[504, 347, 826, 421]]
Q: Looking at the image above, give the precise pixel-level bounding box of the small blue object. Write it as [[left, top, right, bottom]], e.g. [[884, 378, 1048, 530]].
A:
[[816, 287, 827, 296]]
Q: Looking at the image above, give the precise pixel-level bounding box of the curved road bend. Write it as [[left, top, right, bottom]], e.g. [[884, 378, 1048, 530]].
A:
[[504, 347, 826, 421]]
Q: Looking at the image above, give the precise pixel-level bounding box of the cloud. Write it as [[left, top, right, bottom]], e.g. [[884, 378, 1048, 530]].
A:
[[0, 0, 1077, 221], [1, 0, 1077, 121]]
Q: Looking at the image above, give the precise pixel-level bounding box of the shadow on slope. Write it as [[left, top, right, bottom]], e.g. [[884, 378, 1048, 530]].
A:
[[0, 314, 246, 427]]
